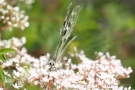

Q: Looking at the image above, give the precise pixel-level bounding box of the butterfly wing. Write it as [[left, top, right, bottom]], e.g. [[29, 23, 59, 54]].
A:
[[49, 3, 81, 69], [56, 5, 81, 62], [50, 3, 72, 61]]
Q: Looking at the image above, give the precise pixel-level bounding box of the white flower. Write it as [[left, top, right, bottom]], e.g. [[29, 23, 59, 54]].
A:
[[0, 88, 4, 90], [1, 36, 133, 90], [12, 83, 22, 89], [0, 4, 29, 30], [13, 70, 21, 78]]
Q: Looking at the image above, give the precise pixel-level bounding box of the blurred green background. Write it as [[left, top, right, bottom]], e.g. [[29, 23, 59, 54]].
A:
[[1, 0, 135, 88]]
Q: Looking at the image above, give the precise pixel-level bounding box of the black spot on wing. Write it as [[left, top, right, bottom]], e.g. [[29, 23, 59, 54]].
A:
[[68, 22, 71, 28], [63, 29, 67, 36], [63, 21, 66, 27]]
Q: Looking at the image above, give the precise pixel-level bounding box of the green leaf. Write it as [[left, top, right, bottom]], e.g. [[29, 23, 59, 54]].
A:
[[0, 66, 5, 86], [0, 55, 6, 62], [0, 48, 16, 62], [0, 48, 16, 55]]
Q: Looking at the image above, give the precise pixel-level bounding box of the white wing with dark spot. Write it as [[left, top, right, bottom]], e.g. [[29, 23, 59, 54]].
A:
[[49, 3, 81, 70]]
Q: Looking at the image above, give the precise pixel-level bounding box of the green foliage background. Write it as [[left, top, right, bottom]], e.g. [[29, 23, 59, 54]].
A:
[[1, 0, 135, 89]]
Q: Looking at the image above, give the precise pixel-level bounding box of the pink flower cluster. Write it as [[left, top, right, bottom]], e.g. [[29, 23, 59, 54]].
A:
[[1, 37, 132, 89]]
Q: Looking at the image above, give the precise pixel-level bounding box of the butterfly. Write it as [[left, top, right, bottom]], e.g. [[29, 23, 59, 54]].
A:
[[48, 3, 81, 71]]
